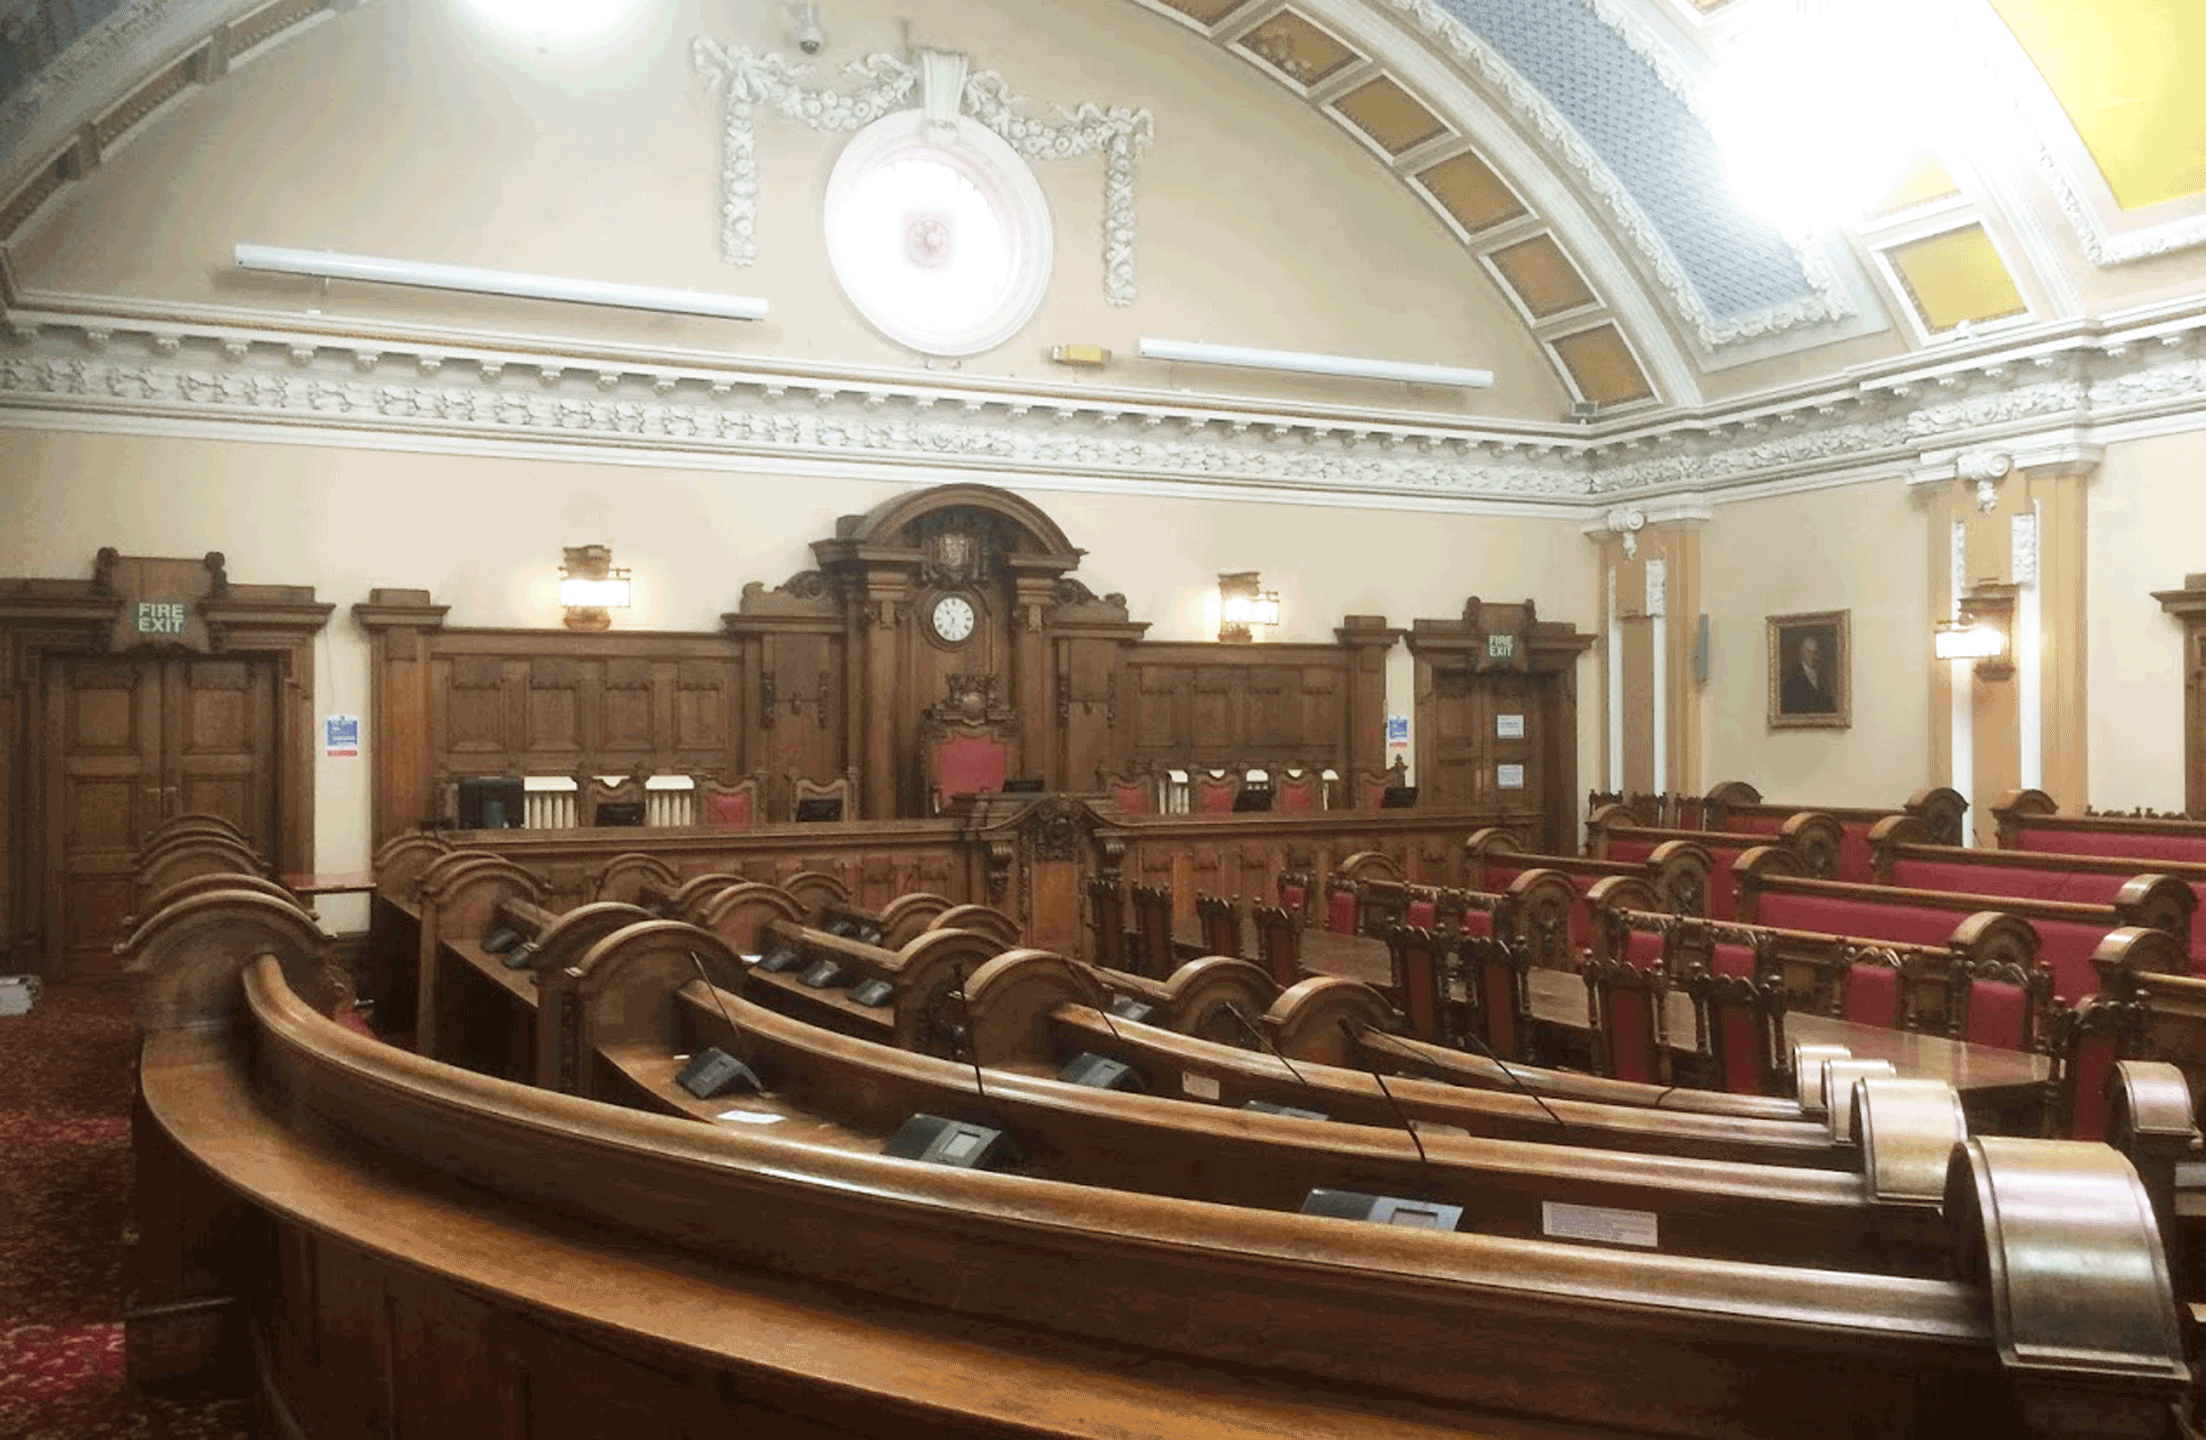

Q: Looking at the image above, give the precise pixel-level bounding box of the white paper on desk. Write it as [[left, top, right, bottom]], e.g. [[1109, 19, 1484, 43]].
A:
[[717, 1109, 785, 1124], [739, 954, 762, 965]]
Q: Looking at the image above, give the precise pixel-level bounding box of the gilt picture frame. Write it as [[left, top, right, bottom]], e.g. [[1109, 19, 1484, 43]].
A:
[[1768, 610, 1850, 729]]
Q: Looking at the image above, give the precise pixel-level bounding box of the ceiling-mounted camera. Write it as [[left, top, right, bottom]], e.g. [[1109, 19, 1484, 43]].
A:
[[785, 2, 825, 56], [796, 23, 824, 54]]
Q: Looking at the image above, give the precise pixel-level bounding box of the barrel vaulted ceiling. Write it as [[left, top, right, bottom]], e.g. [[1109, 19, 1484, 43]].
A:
[[5, 0, 2206, 511]]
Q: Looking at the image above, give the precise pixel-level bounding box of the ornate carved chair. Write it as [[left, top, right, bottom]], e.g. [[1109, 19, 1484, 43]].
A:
[[1276, 870, 1316, 926], [1685, 966, 1786, 1096], [922, 676, 1017, 813], [2052, 993, 2144, 1141], [1194, 893, 1244, 959], [1829, 944, 1913, 1030], [1949, 957, 2055, 1052], [1322, 875, 1359, 935], [1189, 766, 1240, 815], [1129, 883, 1176, 981], [1386, 923, 1450, 1044], [787, 767, 859, 822], [580, 770, 647, 828], [1086, 874, 1132, 971], [1273, 767, 1323, 814], [696, 772, 765, 830], [1355, 757, 1410, 810], [1250, 902, 1301, 989], [1585, 955, 1670, 1084], [1097, 765, 1155, 814], [1458, 936, 1537, 1064]]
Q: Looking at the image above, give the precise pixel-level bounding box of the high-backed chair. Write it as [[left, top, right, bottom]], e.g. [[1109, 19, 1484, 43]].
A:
[[1276, 870, 1315, 926], [1386, 924, 1450, 1044], [928, 724, 1012, 813], [1097, 766, 1154, 814], [1459, 936, 1537, 1063], [1129, 883, 1176, 981], [787, 767, 858, 822], [1274, 767, 1323, 814], [1322, 875, 1359, 935], [1949, 957, 2054, 1052], [1086, 875, 1131, 970], [1250, 902, 1301, 989], [1194, 893, 1243, 959], [1831, 944, 1912, 1030], [581, 772, 646, 828], [1355, 758, 1410, 811], [2053, 993, 2143, 1141], [696, 773, 764, 830], [1685, 968, 1785, 1097], [1190, 767, 1240, 815], [1586, 955, 1670, 1084]]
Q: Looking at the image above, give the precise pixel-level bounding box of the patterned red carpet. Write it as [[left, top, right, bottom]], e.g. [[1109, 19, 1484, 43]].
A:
[[0, 981, 251, 1439]]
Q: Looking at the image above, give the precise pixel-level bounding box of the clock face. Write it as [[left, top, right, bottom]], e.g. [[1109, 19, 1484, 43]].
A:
[[930, 592, 978, 644]]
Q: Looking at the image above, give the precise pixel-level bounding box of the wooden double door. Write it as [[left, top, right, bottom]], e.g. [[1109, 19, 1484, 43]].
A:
[[43, 654, 278, 976]]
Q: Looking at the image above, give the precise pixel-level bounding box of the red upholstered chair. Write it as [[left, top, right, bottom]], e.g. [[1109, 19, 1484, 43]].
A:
[[1833, 945, 1912, 1030], [1276, 870, 1315, 926], [2053, 993, 2143, 1141], [1949, 957, 2053, 1052], [1191, 767, 1240, 814], [1686, 963, 1785, 1097], [1355, 760, 1407, 811], [1403, 886, 1440, 931], [1098, 767, 1154, 814], [929, 729, 1011, 813], [1251, 902, 1301, 989], [1323, 876, 1359, 935], [1460, 937, 1537, 1063], [696, 773, 763, 830], [1586, 956, 1669, 1084], [1386, 924, 1450, 1044], [1194, 892, 1244, 959], [1274, 768, 1322, 813]]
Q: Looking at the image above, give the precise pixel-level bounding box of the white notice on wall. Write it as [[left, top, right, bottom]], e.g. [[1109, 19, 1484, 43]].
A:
[[1495, 713, 1525, 739], [1542, 1200, 1658, 1249], [1496, 763, 1526, 789]]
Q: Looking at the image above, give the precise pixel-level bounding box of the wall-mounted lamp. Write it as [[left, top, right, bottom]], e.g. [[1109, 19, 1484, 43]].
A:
[[1218, 571, 1280, 643], [560, 545, 632, 631], [1935, 584, 2014, 679]]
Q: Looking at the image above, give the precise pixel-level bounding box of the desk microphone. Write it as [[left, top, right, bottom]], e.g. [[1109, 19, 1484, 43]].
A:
[[1336, 1018, 1431, 1178], [1221, 1002, 1329, 1120], [1366, 1020, 1573, 1140], [952, 966, 986, 1103], [680, 951, 762, 1097]]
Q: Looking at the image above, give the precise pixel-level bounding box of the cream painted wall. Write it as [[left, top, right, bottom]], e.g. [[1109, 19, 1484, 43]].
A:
[[2086, 430, 2199, 812], [13, 0, 1568, 421], [1697, 479, 1935, 807], [0, 423, 1597, 927]]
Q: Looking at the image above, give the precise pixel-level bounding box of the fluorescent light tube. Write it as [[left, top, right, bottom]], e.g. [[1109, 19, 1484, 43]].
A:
[[234, 244, 768, 321], [1139, 337, 1492, 389]]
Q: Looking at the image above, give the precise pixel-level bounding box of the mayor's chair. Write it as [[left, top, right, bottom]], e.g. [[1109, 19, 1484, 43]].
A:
[[921, 677, 1019, 813]]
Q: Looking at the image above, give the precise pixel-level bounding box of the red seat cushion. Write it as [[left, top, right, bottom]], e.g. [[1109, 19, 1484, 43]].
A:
[[1892, 859, 2070, 903], [2066, 1032, 2119, 1142], [2028, 920, 2108, 1003], [1608, 840, 1654, 864], [1756, 893, 1955, 947], [2018, 828, 2206, 864], [1623, 929, 1665, 973], [1482, 965, 1517, 1058], [1399, 946, 1441, 1040], [935, 735, 1008, 805], [1326, 890, 1356, 935], [1278, 782, 1316, 813], [1111, 781, 1149, 813], [1459, 910, 1493, 939], [1405, 899, 1436, 929], [1713, 1003, 1763, 1095], [706, 790, 754, 827], [1835, 822, 1873, 884]]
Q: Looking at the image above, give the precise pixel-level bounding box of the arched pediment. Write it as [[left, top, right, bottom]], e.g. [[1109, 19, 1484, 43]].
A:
[[833, 483, 1084, 567]]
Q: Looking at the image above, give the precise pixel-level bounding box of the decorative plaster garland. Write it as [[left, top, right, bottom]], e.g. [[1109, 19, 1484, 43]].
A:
[[691, 42, 1154, 308]]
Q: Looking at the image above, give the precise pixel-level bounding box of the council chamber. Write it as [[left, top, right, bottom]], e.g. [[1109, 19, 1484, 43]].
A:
[[7, 1, 2206, 1437]]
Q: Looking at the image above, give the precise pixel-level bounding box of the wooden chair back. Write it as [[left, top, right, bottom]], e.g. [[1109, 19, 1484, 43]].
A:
[[1276, 870, 1315, 926], [2052, 993, 2144, 1141], [1097, 767, 1154, 814], [787, 767, 858, 821], [1194, 893, 1243, 959], [581, 772, 646, 828], [1586, 956, 1669, 1085], [1129, 883, 1176, 980], [1685, 970, 1785, 1097], [1273, 768, 1323, 813], [1190, 768, 1240, 815], [1250, 902, 1300, 989], [1385, 924, 1449, 1044], [1948, 957, 2054, 1052], [1458, 937, 1536, 1063], [1831, 944, 1912, 1030], [1086, 875, 1130, 970], [696, 773, 764, 829], [1322, 875, 1359, 935]]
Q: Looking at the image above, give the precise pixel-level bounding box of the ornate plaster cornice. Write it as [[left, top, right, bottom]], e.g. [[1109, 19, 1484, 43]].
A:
[[691, 42, 1154, 307], [6, 292, 2206, 512]]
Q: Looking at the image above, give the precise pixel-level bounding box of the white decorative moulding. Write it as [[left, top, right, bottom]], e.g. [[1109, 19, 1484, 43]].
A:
[[2011, 511, 2038, 588], [692, 42, 1153, 307]]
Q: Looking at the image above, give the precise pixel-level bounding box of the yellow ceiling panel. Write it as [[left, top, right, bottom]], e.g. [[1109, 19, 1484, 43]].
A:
[[1989, 0, 2206, 210], [1868, 151, 1962, 219], [1415, 150, 1527, 235], [1333, 77, 1448, 156], [1489, 234, 1596, 318], [1236, 11, 1360, 88], [1153, 0, 1248, 23], [1886, 225, 2030, 334], [1553, 326, 1654, 408]]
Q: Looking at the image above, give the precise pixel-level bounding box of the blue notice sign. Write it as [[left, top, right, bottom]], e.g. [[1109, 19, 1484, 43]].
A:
[[324, 714, 359, 757]]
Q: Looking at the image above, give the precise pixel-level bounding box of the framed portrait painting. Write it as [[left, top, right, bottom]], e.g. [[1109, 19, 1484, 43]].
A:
[[1767, 610, 1849, 729]]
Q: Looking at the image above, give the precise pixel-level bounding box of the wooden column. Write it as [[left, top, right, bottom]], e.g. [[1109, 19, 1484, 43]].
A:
[[2152, 574, 2206, 817], [856, 571, 912, 821], [1009, 564, 1062, 783], [1337, 615, 1402, 780]]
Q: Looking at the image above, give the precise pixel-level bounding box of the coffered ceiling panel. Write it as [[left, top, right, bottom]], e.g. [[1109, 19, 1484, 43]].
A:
[[1235, 10, 1360, 89], [1552, 324, 1654, 408], [1488, 234, 1595, 319], [1413, 149, 1528, 236], [1332, 75, 1448, 156], [1154, 0, 1249, 24], [1885, 225, 2030, 335]]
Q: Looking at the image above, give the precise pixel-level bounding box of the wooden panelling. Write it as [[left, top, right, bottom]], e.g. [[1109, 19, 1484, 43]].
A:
[[1122, 646, 1357, 767]]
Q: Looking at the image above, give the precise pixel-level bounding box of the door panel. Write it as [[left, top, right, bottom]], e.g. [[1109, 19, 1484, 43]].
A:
[[47, 655, 278, 977]]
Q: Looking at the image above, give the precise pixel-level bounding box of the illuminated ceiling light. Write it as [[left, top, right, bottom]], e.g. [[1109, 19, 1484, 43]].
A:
[[560, 545, 631, 630], [462, 0, 650, 48], [1706, 0, 1967, 232]]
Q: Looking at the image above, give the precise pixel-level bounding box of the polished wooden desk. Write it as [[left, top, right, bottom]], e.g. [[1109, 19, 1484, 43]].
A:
[[281, 869, 378, 897]]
